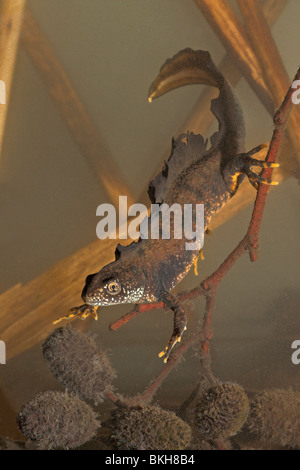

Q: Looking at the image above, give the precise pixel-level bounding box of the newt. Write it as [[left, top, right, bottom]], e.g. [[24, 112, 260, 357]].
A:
[[54, 49, 278, 362]]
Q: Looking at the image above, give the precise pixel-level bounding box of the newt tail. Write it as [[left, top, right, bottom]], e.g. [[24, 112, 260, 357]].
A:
[[54, 49, 278, 362]]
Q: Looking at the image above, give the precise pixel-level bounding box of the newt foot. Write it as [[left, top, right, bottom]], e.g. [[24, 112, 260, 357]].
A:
[[193, 249, 205, 276], [240, 144, 280, 189], [244, 158, 279, 189], [225, 144, 280, 193], [158, 326, 187, 363], [53, 304, 99, 325]]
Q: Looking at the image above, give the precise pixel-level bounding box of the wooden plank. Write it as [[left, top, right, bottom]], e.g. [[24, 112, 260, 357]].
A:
[[0, 0, 292, 360], [1, 237, 116, 359], [175, 0, 290, 135], [194, 0, 274, 114], [237, 0, 300, 160], [22, 8, 135, 207], [0, 142, 291, 361], [0, 0, 26, 158], [148, 2, 291, 186], [194, 0, 300, 165]]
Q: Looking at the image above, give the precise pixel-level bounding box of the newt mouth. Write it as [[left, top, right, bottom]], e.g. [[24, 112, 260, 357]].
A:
[[83, 299, 101, 306]]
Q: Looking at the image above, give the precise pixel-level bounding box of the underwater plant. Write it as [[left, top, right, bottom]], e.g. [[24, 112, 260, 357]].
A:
[[17, 390, 99, 450], [112, 405, 192, 450], [11, 34, 300, 450], [195, 382, 249, 439], [16, 326, 195, 450], [247, 388, 300, 448], [14, 325, 299, 451], [42, 326, 116, 403]]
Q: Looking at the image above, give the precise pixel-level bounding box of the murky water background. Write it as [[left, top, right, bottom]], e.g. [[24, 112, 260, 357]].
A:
[[0, 0, 299, 447]]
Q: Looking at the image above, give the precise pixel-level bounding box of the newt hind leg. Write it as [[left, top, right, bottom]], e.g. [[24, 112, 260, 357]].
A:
[[159, 292, 187, 363], [224, 144, 279, 194]]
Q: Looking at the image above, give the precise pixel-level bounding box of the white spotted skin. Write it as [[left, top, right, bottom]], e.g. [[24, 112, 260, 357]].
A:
[[81, 258, 148, 307]]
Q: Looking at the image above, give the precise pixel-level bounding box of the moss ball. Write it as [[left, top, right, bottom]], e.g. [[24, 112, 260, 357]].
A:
[[247, 389, 300, 448], [112, 405, 192, 450], [17, 391, 99, 449], [42, 326, 116, 402], [196, 382, 249, 439]]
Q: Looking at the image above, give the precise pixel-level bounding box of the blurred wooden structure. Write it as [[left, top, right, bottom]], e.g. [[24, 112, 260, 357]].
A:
[[0, 0, 298, 360], [0, 0, 26, 158], [22, 8, 135, 208]]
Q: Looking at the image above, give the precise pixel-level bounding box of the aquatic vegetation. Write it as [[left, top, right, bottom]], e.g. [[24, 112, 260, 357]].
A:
[[42, 326, 116, 403], [247, 389, 300, 448], [17, 326, 193, 450], [16, 390, 99, 449], [15, 326, 300, 450], [195, 382, 249, 439], [112, 405, 192, 450], [13, 45, 300, 451]]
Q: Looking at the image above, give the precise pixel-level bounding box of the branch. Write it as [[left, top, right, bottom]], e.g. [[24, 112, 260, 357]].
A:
[[0, 1, 294, 364], [139, 0, 293, 224], [136, 331, 203, 404], [109, 65, 300, 401]]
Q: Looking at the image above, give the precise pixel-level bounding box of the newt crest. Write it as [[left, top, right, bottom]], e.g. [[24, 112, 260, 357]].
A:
[[54, 49, 278, 361]]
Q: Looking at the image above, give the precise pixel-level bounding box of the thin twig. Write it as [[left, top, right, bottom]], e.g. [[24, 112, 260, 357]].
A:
[[104, 390, 127, 408], [137, 331, 203, 404], [0, 2, 292, 360], [108, 66, 300, 402]]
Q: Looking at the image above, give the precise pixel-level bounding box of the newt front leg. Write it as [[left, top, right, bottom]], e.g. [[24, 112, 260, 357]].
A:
[[158, 292, 187, 363], [53, 304, 99, 325]]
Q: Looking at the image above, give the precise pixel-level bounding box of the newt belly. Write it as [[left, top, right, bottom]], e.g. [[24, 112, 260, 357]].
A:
[[54, 49, 278, 362]]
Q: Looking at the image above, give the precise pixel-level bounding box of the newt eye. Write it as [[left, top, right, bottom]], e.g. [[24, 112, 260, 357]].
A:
[[107, 280, 121, 295]]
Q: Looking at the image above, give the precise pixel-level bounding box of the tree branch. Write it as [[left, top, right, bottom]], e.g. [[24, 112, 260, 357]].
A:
[[109, 65, 300, 401]]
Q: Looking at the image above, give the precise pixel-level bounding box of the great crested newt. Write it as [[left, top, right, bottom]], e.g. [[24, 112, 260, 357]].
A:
[[54, 49, 278, 362]]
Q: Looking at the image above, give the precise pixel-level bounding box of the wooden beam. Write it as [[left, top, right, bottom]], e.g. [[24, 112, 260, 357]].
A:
[[0, 0, 292, 361], [177, 0, 290, 135], [22, 8, 135, 207], [237, 0, 300, 160], [0, 237, 116, 360], [0, 0, 26, 158], [194, 0, 274, 114], [194, 0, 300, 165], [140, 0, 292, 208], [0, 143, 291, 361]]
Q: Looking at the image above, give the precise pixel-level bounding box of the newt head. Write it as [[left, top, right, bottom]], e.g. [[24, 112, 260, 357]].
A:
[[81, 261, 146, 307], [53, 243, 148, 325]]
